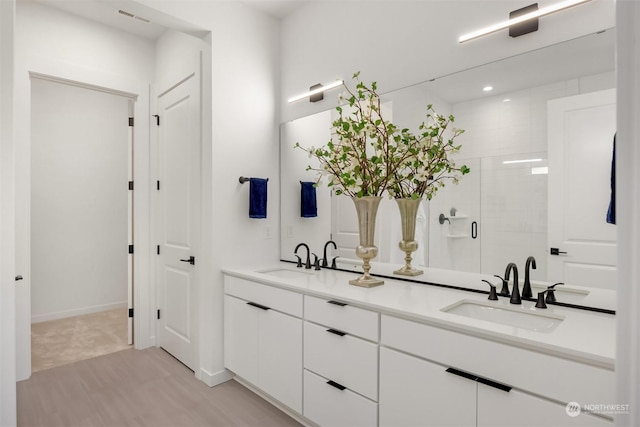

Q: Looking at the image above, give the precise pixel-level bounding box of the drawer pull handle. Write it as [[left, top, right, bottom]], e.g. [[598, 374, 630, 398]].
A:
[[326, 380, 346, 391], [326, 328, 346, 337], [476, 377, 512, 392], [327, 300, 347, 306], [246, 301, 270, 311], [445, 368, 511, 392], [445, 367, 478, 382]]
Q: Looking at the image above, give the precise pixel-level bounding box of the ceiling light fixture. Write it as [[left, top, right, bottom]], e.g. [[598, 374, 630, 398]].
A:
[[458, 0, 591, 43], [288, 80, 344, 103]]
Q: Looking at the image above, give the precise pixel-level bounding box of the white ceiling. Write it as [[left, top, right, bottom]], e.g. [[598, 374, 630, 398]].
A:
[[237, 0, 309, 19], [29, 0, 209, 40]]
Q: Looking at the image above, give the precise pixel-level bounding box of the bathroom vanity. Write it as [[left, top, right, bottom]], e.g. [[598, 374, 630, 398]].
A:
[[222, 263, 615, 427]]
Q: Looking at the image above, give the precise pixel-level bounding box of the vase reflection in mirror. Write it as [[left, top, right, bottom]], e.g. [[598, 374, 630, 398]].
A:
[[393, 198, 424, 276], [349, 196, 384, 288]]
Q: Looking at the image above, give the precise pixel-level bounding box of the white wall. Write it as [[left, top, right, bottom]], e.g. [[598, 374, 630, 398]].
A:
[[615, 1, 640, 424], [30, 78, 130, 322], [0, 0, 16, 423]]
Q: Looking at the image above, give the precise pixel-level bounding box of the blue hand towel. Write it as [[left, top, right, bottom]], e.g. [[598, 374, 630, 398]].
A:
[[606, 134, 616, 225], [249, 178, 268, 219], [300, 181, 317, 218]]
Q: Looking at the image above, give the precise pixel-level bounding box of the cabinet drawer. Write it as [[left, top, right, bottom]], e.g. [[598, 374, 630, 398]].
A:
[[303, 369, 377, 427], [304, 295, 379, 341], [381, 314, 614, 406], [224, 275, 302, 317], [304, 321, 378, 401]]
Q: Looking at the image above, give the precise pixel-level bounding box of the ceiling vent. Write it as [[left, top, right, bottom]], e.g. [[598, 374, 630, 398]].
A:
[[116, 9, 151, 24]]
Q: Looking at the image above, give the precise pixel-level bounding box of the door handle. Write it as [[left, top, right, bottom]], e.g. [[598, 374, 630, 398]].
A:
[[550, 248, 567, 256], [15, 275, 23, 281], [180, 256, 195, 265]]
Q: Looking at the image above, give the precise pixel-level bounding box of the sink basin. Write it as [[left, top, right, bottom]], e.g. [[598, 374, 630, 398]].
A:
[[257, 268, 315, 279], [441, 300, 564, 333]]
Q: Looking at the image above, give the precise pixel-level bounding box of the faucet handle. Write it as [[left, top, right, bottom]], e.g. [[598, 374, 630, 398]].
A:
[[493, 275, 510, 297], [331, 256, 339, 269], [312, 253, 321, 271], [482, 280, 499, 301], [295, 255, 302, 268], [545, 282, 564, 303], [535, 291, 548, 309]]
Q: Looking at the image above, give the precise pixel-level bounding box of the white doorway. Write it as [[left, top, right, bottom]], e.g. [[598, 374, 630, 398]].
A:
[[29, 77, 134, 369]]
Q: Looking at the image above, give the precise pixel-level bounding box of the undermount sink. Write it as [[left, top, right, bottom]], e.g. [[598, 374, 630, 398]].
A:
[[257, 268, 315, 279], [441, 300, 565, 333]]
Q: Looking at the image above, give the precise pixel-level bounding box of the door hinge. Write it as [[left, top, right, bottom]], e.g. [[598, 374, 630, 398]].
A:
[[128, 181, 134, 191], [128, 308, 134, 318], [128, 117, 134, 127], [157, 245, 160, 255], [152, 114, 160, 126], [157, 180, 160, 191], [128, 244, 134, 254], [157, 309, 161, 320]]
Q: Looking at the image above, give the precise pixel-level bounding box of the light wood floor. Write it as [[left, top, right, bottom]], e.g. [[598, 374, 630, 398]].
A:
[[18, 347, 302, 427]]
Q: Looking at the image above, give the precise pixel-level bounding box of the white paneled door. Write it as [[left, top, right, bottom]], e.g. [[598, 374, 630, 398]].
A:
[[547, 89, 616, 289], [156, 72, 201, 371]]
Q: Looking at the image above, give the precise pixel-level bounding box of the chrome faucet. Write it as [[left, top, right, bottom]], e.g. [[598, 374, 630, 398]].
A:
[[505, 262, 521, 304], [295, 243, 311, 269], [322, 240, 337, 268], [523, 256, 536, 299]]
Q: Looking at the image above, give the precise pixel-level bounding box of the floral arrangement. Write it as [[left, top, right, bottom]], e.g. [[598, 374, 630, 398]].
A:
[[296, 72, 469, 199]]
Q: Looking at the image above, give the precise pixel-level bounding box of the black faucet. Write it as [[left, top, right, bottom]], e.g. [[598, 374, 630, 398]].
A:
[[505, 262, 521, 304], [493, 274, 510, 297], [322, 240, 337, 268], [312, 253, 321, 271], [522, 256, 536, 299], [546, 282, 564, 303], [482, 280, 499, 301], [294, 243, 311, 269]]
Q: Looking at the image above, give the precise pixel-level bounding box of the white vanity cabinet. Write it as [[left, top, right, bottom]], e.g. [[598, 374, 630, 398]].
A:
[[223, 276, 303, 413], [302, 295, 380, 426], [379, 346, 477, 426], [222, 270, 614, 427], [380, 314, 613, 427]]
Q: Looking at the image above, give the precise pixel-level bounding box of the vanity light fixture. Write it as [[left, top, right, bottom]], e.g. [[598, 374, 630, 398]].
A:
[[458, 0, 591, 43], [287, 80, 344, 103], [503, 158, 543, 164]]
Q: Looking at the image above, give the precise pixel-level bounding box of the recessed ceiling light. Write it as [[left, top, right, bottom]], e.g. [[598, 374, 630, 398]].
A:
[[503, 98, 511, 102], [483, 86, 493, 92]]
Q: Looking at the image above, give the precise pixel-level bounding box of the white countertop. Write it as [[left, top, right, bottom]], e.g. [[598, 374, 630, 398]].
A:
[[222, 262, 616, 370]]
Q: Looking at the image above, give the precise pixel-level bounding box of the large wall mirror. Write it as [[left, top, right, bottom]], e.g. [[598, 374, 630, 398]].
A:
[[280, 29, 616, 309]]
